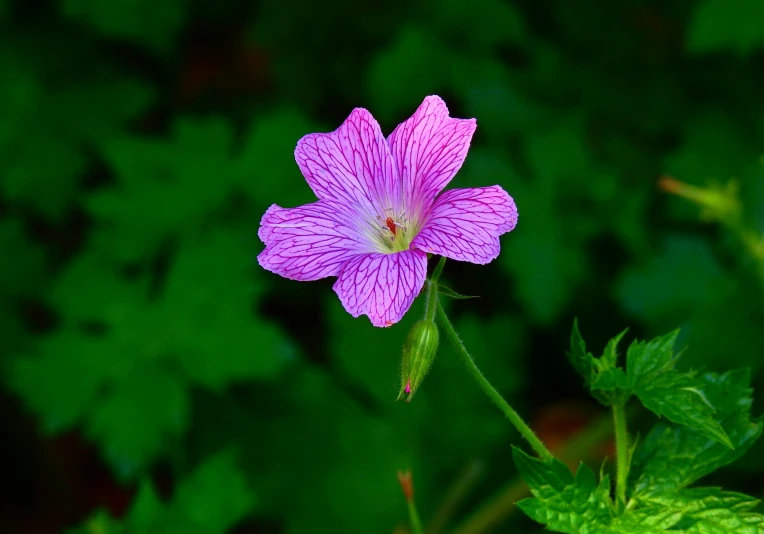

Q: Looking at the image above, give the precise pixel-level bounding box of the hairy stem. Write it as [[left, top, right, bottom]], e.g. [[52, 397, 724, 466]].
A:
[[436, 300, 553, 462], [430, 256, 447, 284], [424, 279, 439, 323], [612, 402, 629, 509]]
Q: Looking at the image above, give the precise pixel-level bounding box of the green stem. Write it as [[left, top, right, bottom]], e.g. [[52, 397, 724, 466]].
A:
[[431, 256, 447, 283], [612, 402, 629, 509], [424, 279, 439, 323], [408, 499, 424, 534], [436, 300, 553, 462]]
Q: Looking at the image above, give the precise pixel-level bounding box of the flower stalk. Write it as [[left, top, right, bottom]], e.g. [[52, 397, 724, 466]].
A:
[[435, 296, 553, 462]]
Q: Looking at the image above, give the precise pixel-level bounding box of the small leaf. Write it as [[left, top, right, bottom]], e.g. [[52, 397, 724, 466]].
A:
[[567, 318, 594, 385], [600, 328, 628, 368], [437, 284, 479, 300], [626, 330, 680, 387]]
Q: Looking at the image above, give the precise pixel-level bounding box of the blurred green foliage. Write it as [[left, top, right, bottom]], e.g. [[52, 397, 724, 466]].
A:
[[2, 0, 764, 532]]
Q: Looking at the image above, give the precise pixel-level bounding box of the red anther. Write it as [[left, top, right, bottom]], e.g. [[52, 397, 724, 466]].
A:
[[386, 217, 397, 235]]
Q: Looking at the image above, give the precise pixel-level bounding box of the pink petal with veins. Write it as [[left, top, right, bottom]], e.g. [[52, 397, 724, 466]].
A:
[[295, 108, 401, 220], [333, 250, 428, 327], [257, 201, 374, 281], [411, 186, 518, 264], [388, 95, 477, 224]]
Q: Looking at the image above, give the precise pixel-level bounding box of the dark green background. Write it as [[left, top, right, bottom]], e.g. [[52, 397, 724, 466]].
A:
[[2, 0, 764, 532]]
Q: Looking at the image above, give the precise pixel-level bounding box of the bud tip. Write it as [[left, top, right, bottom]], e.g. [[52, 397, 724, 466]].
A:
[[397, 470, 414, 502]]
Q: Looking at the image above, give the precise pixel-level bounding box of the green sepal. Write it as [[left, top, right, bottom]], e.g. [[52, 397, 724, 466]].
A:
[[437, 284, 479, 300]]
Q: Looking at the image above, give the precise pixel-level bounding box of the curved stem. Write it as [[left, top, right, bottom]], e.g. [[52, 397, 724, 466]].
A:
[[436, 300, 553, 462], [612, 402, 629, 509]]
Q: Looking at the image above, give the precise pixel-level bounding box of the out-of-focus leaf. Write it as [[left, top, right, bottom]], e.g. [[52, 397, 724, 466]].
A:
[[366, 25, 452, 123], [686, 0, 764, 56], [0, 44, 154, 217], [89, 118, 235, 260], [162, 232, 295, 389], [164, 450, 256, 532], [88, 365, 189, 476], [236, 108, 321, 208], [76, 450, 256, 533], [430, 0, 525, 48], [0, 218, 44, 298], [11, 230, 292, 475], [59, 0, 185, 52], [617, 236, 735, 328]]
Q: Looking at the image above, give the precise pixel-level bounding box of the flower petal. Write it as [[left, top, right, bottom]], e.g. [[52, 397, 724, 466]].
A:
[[411, 186, 518, 264], [388, 95, 477, 222], [333, 249, 428, 327], [294, 108, 401, 219], [257, 201, 373, 281]]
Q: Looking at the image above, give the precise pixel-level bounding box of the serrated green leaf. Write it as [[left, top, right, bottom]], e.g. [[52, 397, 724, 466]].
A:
[[631, 370, 762, 498], [513, 447, 614, 533], [641, 488, 764, 534], [606, 506, 682, 533], [634, 370, 732, 449]]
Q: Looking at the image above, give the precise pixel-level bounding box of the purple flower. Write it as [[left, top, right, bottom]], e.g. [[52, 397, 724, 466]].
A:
[[257, 96, 518, 327]]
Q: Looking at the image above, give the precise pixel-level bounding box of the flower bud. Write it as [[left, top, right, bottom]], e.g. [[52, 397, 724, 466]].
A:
[[398, 320, 439, 402]]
